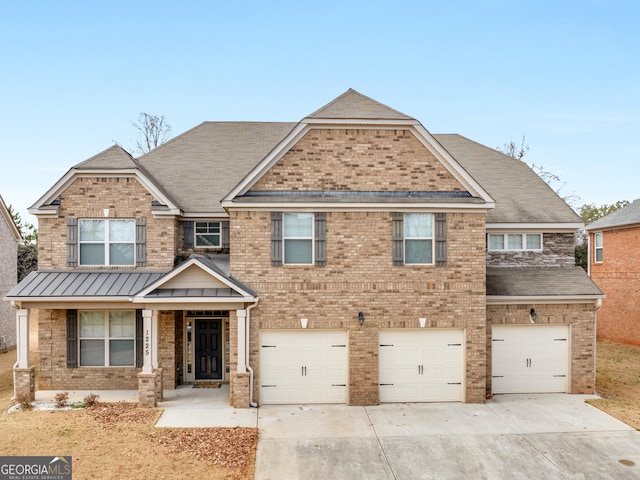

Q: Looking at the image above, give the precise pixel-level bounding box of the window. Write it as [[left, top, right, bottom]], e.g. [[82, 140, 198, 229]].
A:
[[594, 232, 603, 262], [195, 221, 221, 248], [79, 311, 136, 366], [488, 233, 543, 251], [404, 214, 434, 264], [79, 219, 135, 265], [283, 213, 313, 264]]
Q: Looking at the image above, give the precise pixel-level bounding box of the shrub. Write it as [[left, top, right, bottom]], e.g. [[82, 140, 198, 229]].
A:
[[16, 394, 33, 410], [54, 391, 69, 409], [83, 393, 100, 407]]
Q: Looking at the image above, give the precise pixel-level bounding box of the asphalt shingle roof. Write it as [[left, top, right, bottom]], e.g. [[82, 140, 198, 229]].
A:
[[305, 88, 414, 120], [434, 135, 582, 225], [585, 199, 640, 230], [486, 267, 603, 297]]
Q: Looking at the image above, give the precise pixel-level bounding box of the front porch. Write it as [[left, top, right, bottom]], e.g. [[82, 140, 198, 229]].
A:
[[33, 385, 258, 427]]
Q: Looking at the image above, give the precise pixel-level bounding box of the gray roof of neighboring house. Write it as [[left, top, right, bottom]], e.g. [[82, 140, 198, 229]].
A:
[[584, 199, 640, 231], [6, 270, 167, 298], [486, 267, 603, 297], [305, 88, 414, 121], [434, 135, 582, 225], [137, 122, 297, 214]]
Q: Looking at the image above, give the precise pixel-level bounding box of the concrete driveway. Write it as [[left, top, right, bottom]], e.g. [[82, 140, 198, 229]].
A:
[[255, 394, 640, 480]]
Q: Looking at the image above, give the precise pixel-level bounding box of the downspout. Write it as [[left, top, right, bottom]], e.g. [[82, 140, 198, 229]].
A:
[[587, 232, 591, 277], [245, 299, 259, 408]]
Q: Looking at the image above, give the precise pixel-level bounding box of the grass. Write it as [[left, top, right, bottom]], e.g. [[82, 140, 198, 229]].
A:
[[587, 341, 640, 429], [0, 350, 257, 480]]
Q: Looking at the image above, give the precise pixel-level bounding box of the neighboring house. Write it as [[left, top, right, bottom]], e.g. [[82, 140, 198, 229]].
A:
[[6, 90, 603, 406], [0, 195, 22, 351], [585, 199, 640, 345]]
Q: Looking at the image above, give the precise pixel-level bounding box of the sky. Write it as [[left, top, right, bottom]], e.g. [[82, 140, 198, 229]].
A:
[[1, 0, 639, 228]]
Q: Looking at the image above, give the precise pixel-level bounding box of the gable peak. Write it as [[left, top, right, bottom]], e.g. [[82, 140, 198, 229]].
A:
[[304, 89, 415, 122]]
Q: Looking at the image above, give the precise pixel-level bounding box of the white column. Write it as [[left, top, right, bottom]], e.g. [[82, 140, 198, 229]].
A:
[[16, 309, 29, 368], [237, 309, 247, 373], [142, 309, 153, 374], [151, 310, 159, 369]]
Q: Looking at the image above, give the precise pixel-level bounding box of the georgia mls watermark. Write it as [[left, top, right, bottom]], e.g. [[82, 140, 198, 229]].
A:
[[0, 456, 72, 480]]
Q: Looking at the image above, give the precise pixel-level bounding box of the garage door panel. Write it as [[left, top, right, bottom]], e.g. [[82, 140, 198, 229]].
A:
[[492, 325, 569, 394], [260, 330, 347, 404], [379, 329, 464, 403]]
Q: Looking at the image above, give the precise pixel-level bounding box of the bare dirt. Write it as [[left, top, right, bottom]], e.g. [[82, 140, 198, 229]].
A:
[[0, 350, 257, 480]]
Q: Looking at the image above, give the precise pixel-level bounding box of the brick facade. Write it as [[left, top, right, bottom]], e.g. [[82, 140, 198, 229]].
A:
[[486, 303, 596, 394], [589, 228, 640, 345], [37, 176, 175, 270], [0, 208, 18, 349], [230, 210, 488, 404], [251, 129, 467, 193]]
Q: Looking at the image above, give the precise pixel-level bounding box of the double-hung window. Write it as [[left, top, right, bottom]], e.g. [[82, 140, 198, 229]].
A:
[[79, 219, 135, 265], [594, 232, 603, 262], [283, 213, 314, 264], [79, 311, 136, 367], [488, 233, 542, 251], [404, 214, 434, 264], [195, 221, 221, 248]]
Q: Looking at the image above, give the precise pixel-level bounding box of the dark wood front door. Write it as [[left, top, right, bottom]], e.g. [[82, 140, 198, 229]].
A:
[[195, 319, 222, 380]]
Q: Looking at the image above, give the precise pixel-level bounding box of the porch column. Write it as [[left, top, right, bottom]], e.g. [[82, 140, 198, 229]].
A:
[[16, 309, 29, 368], [14, 308, 35, 401], [237, 309, 247, 372], [142, 309, 153, 374], [151, 310, 159, 369]]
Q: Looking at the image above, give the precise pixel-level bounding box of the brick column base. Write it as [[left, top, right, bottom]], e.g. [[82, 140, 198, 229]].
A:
[[154, 368, 164, 403], [138, 372, 159, 407], [14, 367, 36, 401], [231, 372, 250, 408]]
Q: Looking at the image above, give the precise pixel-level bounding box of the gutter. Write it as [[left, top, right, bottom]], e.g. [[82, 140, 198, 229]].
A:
[[245, 299, 259, 408]]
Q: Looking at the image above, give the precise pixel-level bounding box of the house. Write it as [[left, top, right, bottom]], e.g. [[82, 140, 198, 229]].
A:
[[6, 90, 603, 406], [0, 195, 22, 352], [585, 199, 640, 345]]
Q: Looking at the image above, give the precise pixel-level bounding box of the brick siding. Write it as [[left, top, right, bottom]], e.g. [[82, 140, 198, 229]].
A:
[[590, 228, 640, 345], [230, 210, 488, 404], [486, 303, 596, 394]]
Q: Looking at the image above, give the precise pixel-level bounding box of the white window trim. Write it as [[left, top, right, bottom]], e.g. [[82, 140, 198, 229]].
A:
[[488, 233, 543, 252], [404, 213, 435, 265], [78, 310, 136, 367], [195, 221, 222, 249], [594, 232, 603, 263], [78, 219, 136, 266], [283, 213, 315, 265]]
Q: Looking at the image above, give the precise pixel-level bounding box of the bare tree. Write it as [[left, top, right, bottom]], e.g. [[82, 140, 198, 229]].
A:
[[497, 134, 581, 210], [132, 113, 172, 155]]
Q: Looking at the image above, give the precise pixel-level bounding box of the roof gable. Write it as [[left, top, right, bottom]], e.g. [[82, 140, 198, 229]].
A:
[[585, 199, 640, 231], [135, 255, 257, 301], [304, 89, 414, 121], [0, 194, 22, 242], [29, 145, 181, 217]]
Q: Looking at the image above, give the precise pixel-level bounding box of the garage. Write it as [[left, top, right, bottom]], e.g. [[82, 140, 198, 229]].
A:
[[259, 330, 348, 404], [378, 329, 464, 402], [491, 325, 569, 394]]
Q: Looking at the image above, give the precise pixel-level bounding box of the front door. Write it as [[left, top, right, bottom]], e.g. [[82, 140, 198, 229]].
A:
[[195, 319, 222, 380]]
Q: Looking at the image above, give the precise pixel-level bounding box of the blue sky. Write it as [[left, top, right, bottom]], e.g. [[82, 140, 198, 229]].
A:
[[2, 0, 638, 225]]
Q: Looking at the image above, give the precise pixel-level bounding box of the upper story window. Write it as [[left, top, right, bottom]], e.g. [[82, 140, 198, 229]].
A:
[[283, 213, 314, 264], [195, 221, 221, 248], [79, 219, 135, 265], [488, 233, 542, 252], [404, 214, 434, 264], [594, 232, 603, 262], [78, 310, 136, 367]]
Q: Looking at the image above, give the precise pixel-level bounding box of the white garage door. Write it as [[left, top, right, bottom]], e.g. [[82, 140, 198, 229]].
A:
[[260, 330, 348, 404], [379, 329, 464, 402], [492, 325, 569, 394]]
